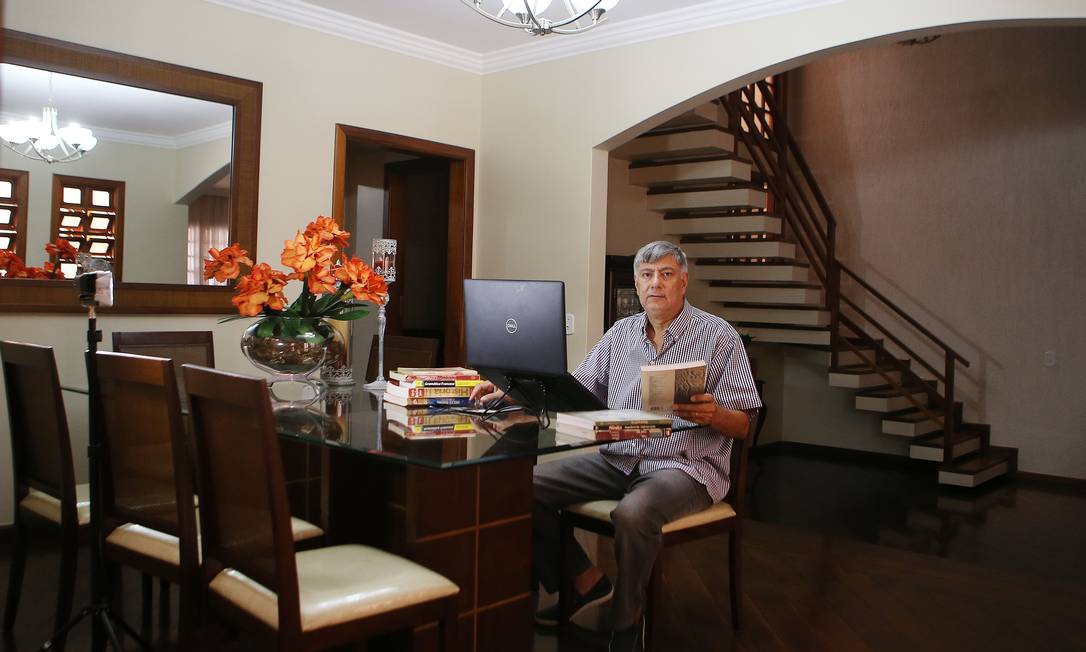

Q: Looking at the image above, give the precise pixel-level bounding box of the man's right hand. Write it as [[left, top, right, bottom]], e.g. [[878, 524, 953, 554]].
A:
[[469, 380, 505, 406]]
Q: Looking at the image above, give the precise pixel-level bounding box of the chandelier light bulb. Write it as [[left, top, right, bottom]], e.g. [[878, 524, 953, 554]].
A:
[[0, 73, 97, 164], [465, 0, 619, 36]]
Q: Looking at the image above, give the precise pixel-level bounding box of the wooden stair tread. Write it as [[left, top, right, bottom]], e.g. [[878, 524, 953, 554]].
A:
[[647, 182, 765, 195], [734, 322, 828, 331], [628, 153, 753, 169], [708, 281, 822, 289], [831, 363, 907, 374], [720, 301, 823, 309], [912, 429, 984, 447], [697, 260, 808, 267], [855, 385, 930, 398], [944, 448, 1015, 474]]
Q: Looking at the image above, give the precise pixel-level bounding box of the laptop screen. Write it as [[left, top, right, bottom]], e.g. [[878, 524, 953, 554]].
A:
[[464, 279, 567, 376]]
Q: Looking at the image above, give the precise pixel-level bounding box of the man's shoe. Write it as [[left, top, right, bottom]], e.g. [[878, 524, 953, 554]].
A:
[[534, 576, 613, 627], [608, 619, 643, 652]]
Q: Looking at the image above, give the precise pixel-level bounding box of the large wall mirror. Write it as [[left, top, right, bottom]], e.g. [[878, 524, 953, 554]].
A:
[[0, 30, 261, 313]]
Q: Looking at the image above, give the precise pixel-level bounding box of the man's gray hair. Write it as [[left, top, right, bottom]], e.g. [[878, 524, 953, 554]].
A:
[[633, 241, 688, 273]]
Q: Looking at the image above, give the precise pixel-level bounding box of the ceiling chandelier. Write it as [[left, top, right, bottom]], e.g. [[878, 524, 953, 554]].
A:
[[462, 0, 620, 36], [0, 74, 97, 164]]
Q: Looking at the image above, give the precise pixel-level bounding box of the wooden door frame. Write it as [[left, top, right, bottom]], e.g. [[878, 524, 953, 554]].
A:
[[332, 124, 474, 366]]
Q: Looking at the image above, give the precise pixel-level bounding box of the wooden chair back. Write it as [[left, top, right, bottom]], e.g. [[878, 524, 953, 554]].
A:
[[0, 341, 78, 526], [112, 331, 214, 407], [182, 364, 303, 634], [94, 352, 198, 569], [365, 334, 439, 382]]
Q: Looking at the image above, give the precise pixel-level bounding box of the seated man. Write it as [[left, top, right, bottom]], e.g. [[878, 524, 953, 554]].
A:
[[471, 241, 761, 652]]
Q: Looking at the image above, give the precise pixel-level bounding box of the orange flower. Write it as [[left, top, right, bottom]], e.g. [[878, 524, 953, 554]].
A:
[[231, 263, 288, 317], [45, 238, 79, 261], [204, 243, 253, 282], [335, 256, 387, 304], [304, 216, 350, 250], [307, 264, 337, 296], [0, 251, 26, 277], [281, 232, 335, 275]]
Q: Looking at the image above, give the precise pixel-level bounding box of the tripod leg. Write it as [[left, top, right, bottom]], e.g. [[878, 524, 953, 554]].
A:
[[2, 515, 27, 631], [52, 528, 80, 652], [108, 611, 153, 651], [95, 610, 124, 652]]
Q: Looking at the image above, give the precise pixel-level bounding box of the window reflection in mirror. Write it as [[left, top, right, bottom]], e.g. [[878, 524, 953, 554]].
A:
[[0, 62, 234, 284]]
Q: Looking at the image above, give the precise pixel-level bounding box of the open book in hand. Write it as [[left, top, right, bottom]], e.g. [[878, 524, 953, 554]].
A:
[[640, 360, 707, 416]]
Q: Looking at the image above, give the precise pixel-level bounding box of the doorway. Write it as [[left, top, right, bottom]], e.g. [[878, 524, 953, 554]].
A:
[[332, 125, 474, 377]]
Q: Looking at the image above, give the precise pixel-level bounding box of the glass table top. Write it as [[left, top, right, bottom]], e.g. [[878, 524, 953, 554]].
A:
[[273, 385, 610, 470]]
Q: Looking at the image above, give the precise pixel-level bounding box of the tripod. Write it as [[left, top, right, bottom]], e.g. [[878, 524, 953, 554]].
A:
[[42, 303, 150, 651]]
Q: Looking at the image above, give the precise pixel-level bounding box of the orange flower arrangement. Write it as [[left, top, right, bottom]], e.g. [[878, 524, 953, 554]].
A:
[[0, 238, 79, 279], [205, 216, 387, 325]]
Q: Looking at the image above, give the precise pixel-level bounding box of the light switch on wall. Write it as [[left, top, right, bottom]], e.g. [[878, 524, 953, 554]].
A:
[[1043, 350, 1056, 367], [565, 313, 575, 335]]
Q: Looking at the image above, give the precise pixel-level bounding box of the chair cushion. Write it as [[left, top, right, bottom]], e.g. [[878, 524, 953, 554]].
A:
[[566, 499, 736, 534], [105, 516, 325, 567], [20, 483, 91, 526], [208, 544, 459, 632]]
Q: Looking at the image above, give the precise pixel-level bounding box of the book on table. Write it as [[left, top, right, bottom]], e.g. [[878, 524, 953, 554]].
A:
[[387, 420, 478, 439], [389, 367, 481, 382], [639, 360, 707, 415], [385, 381, 477, 399], [554, 408, 672, 442]]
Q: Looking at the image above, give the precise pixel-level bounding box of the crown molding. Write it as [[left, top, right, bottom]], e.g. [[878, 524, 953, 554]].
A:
[[205, 0, 842, 75], [205, 0, 484, 73], [1, 113, 233, 150], [481, 0, 845, 73]]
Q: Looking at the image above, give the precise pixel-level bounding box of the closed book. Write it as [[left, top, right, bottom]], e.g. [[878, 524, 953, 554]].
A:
[[385, 383, 474, 399], [389, 377, 482, 388], [556, 423, 671, 442], [555, 408, 672, 430], [390, 367, 479, 382], [640, 360, 707, 415], [382, 393, 473, 408]]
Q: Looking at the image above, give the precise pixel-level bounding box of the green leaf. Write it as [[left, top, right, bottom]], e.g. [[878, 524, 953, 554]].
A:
[[330, 308, 370, 321]]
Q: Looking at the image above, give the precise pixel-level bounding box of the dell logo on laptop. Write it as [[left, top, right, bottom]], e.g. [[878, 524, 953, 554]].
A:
[[505, 318, 518, 334]]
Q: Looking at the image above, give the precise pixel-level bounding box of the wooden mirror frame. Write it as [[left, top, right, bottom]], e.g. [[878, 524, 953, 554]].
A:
[[0, 29, 261, 314]]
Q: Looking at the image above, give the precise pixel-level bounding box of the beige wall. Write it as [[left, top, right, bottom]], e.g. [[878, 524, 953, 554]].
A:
[[788, 27, 1086, 477], [0, 0, 482, 523], [174, 136, 232, 203], [2, 0, 1083, 523]]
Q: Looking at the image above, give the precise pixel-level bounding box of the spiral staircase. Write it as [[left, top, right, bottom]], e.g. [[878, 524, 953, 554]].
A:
[[613, 85, 1016, 487]]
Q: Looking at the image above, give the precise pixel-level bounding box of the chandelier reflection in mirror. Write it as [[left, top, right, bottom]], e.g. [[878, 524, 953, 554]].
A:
[[0, 73, 97, 164], [462, 0, 620, 36]]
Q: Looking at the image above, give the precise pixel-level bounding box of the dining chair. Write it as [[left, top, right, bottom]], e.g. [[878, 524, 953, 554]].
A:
[[1, 341, 89, 652], [365, 334, 440, 382], [182, 364, 460, 651], [94, 351, 202, 648], [111, 331, 215, 405], [558, 424, 753, 649]]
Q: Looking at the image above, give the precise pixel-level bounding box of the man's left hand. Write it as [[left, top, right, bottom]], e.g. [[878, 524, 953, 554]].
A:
[[673, 393, 718, 426]]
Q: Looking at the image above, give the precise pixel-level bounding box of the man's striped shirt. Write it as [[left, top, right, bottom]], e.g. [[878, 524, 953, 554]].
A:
[[572, 301, 762, 502]]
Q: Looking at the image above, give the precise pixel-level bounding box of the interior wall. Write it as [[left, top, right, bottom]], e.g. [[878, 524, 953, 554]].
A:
[[478, 0, 1085, 373], [0, 0, 481, 524], [174, 136, 232, 203], [787, 26, 1086, 478], [1, 139, 190, 282]]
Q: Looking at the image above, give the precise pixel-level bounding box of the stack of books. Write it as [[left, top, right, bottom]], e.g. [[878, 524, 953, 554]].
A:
[[554, 409, 673, 441], [383, 367, 482, 408], [384, 402, 477, 439]]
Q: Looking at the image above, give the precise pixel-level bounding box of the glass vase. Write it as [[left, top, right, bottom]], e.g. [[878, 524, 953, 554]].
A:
[[241, 316, 342, 405]]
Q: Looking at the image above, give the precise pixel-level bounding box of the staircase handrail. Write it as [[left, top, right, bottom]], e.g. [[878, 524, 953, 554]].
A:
[[727, 79, 970, 463], [840, 264, 970, 367]]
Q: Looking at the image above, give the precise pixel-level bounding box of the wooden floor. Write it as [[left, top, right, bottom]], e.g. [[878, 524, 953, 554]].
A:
[[3, 451, 1085, 651]]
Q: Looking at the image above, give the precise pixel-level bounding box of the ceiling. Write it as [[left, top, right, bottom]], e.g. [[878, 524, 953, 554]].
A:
[[0, 63, 233, 146], [304, 0, 714, 53], [208, 0, 836, 73]]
